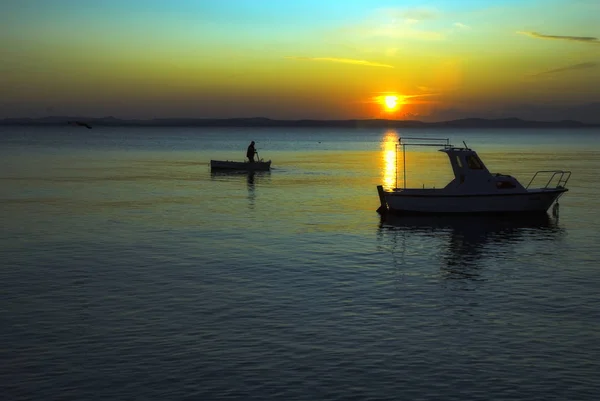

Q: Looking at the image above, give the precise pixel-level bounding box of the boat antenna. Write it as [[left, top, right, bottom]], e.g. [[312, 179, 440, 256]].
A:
[[463, 141, 469, 150]]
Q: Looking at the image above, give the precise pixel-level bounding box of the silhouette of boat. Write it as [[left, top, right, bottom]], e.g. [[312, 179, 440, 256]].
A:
[[210, 159, 271, 171]]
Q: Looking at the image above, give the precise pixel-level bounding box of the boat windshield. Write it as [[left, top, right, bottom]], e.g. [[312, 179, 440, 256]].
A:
[[466, 155, 484, 169]]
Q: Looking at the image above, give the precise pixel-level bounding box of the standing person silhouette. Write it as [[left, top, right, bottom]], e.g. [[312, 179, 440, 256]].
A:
[[246, 141, 257, 163]]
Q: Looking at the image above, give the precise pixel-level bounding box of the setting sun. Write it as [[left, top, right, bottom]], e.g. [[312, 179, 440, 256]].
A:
[[375, 94, 406, 113], [384, 96, 398, 110]]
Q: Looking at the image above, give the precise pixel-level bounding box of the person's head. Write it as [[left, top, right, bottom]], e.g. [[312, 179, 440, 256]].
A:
[[251, 141, 255, 145]]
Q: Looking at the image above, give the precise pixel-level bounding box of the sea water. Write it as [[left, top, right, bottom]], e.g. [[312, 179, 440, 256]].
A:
[[1, 126, 599, 400]]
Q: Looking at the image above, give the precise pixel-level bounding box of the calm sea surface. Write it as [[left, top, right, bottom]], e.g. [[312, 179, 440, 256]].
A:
[[1, 126, 600, 400]]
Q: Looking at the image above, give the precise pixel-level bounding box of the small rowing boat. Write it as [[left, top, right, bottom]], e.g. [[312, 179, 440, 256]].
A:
[[210, 159, 271, 171]]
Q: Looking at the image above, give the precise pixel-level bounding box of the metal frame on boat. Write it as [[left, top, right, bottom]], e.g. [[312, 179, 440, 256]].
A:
[[377, 137, 571, 215]]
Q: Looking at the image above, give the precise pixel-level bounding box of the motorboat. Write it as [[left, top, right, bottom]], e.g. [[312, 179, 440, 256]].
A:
[[377, 137, 570, 215], [210, 159, 271, 171]]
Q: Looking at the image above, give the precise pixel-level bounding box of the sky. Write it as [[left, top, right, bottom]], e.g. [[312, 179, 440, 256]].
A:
[[1, 0, 599, 122]]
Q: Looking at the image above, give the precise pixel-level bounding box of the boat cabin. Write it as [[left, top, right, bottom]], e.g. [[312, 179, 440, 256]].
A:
[[440, 147, 525, 193]]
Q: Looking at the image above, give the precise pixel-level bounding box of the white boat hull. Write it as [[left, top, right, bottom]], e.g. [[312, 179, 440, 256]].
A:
[[384, 188, 567, 214]]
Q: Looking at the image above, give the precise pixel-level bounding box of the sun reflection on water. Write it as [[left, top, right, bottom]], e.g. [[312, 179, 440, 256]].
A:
[[381, 131, 399, 190]]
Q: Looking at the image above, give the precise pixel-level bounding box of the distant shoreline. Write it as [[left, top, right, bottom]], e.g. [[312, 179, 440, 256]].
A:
[[1, 116, 599, 128]]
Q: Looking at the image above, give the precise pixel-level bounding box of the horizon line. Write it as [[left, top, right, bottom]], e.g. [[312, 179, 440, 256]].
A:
[[1, 115, 598, 123], [1, 116, 599, 127]]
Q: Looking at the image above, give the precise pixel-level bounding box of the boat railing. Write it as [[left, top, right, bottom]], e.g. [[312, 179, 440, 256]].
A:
[[525, 170, 572, 189]]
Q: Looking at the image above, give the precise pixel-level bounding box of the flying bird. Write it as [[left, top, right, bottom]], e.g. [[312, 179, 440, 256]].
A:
[[68, 121, 92, 129]]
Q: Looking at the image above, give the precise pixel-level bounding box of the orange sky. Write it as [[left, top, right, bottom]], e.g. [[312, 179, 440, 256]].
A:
[[2, 0, 599, 122]]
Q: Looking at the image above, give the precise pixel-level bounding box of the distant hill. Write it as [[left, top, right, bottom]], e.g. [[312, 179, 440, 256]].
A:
[[1, 116, 598, 128]]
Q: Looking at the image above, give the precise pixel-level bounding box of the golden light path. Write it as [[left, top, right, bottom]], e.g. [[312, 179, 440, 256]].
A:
[[381, 130, 399, 190]]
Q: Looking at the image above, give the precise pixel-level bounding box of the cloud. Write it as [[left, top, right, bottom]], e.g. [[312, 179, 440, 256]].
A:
[[517, 31, 600, 44], [357, 23, 444, 40], [284, 56, 394, 68], [453, 22, 470, 30], [342, 7, 445, 41], [534, 62, 597, 76], [369, 92, 439, 105]]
